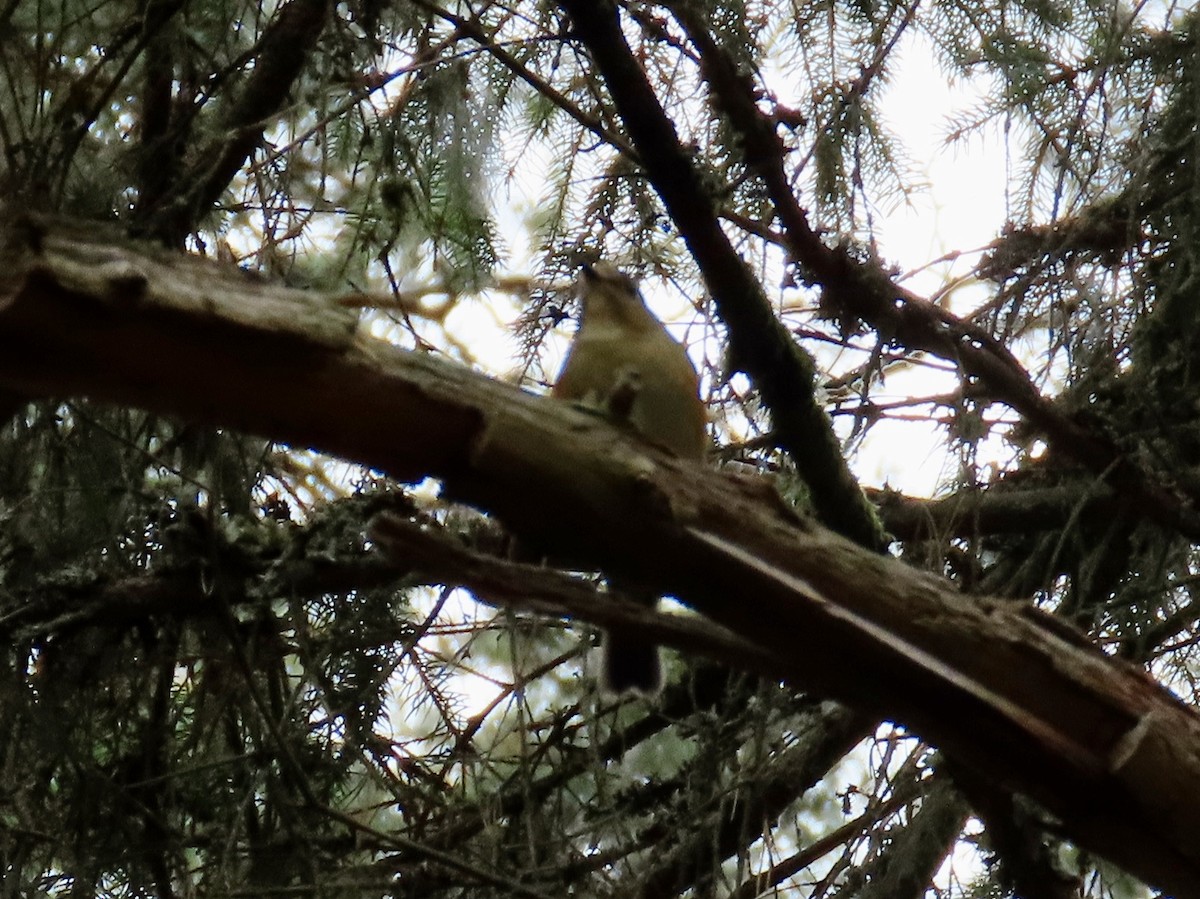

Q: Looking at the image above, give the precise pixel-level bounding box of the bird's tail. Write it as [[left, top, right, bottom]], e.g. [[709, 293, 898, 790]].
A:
[[601, 587, 662, 696]]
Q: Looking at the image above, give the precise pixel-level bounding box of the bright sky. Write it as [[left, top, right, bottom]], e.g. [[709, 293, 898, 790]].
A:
[[858, 34, 1012, 495]]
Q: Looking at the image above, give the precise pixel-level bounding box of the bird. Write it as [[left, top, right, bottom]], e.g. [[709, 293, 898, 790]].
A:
[[552, 261, 707, 694]]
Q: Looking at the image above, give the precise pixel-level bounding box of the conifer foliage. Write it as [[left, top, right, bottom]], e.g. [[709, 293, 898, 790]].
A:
[[1, 1, 1198, 897]]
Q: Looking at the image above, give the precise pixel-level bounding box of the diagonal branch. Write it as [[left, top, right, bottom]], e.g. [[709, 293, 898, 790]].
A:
[[556, 0, 885, 551], [870, 480, 1119, 541], [664, 3, 1200, 543]]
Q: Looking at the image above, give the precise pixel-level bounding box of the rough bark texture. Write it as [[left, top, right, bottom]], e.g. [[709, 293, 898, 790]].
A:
[[2, 214, 1200, 897]]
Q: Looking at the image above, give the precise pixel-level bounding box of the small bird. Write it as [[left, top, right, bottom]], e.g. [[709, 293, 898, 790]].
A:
[[553, 262, 707, 694]]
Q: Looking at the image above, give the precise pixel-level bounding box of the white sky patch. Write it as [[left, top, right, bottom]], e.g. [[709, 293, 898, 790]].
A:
[[876, 35, 1011, 283], [850, 35, 1012, 495]]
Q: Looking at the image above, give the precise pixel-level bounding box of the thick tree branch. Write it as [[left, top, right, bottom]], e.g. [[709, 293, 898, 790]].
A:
[[1, 217, 1200, 896], [953, 765, 1084, 899], [870, 480, 1118, 541], [134, 1, 194, 222]]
